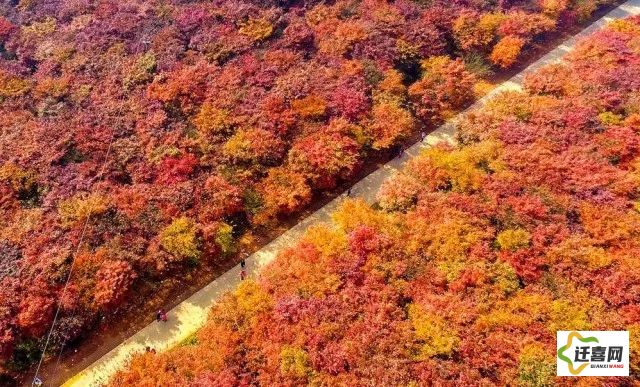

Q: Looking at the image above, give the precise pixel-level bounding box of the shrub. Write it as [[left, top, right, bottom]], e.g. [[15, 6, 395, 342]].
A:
[[497, 12, 556, 37], [214, 222, 235, 256], [198, 176, 243, 222], [58, 194, 109, 227], [517, 344, 555, 387], [453, 12, 504, 51], [16, 294, 54, 337], [280, 346, 311, 378], [223, 128, 285, 165], [256, 167, 312, 224], [0, 71, 30, 98], [0, 164, 39, 204], [194, 102, 234, 139], [287, 121, 361, 189], [160, 217, 201, 262], [490, 36, 526, 68], [408, 56, 476, 122], [409, 304, 459, 359], [291, 95, 327, 119], [123, 53, 157, 89], [0, 17, 15, 43], [497, 229, 531, 251], [367, 101, 415, 150], [93, 260, 137, 309], [539, 0, 570, 17], [239, 18, 274, 42]]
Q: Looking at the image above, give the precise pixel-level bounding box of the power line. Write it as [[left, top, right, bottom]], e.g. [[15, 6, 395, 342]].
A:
[[31, 130, 116, 386]]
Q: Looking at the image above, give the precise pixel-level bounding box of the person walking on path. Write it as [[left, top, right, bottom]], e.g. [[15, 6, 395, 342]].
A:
[[421, 131, 426, 142], [397, 145, 405, 158], [240, 269, 246, 281], [156, 308, 167, 322], [346, 187, 352, 197], [240, 259, 246, 269]]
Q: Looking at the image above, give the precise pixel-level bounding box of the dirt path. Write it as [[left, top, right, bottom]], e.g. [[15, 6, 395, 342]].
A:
[[55, 2, 640, 386]]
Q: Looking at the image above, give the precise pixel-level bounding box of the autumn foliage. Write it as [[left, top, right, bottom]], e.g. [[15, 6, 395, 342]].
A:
[[0, 0, 618, 378], [112, 16, 640, 386]]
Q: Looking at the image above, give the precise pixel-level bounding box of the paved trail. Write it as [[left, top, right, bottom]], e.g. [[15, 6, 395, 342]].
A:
[[62, 1, 640, 385]]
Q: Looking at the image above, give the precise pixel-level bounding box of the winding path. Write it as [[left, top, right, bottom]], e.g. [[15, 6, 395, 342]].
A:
[[61, 2, 640, 385]]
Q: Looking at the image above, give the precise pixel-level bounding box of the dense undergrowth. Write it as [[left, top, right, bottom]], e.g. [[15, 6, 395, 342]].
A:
[[0, 0, 617, 377], [112, 16, 640, 386]]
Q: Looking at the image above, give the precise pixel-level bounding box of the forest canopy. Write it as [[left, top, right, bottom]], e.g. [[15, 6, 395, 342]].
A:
[[0, 0, 619, 377], [111, 15, 640, 386]]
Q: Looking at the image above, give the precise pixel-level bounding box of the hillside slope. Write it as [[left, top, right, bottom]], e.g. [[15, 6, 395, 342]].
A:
[[112, 16, 640, 386], [0, 0, 619, 379]]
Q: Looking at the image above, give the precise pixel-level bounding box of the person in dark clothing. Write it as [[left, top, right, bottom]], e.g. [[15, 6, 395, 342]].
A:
[[240, 259, 246, 269], [157, 308, 167, 322]]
